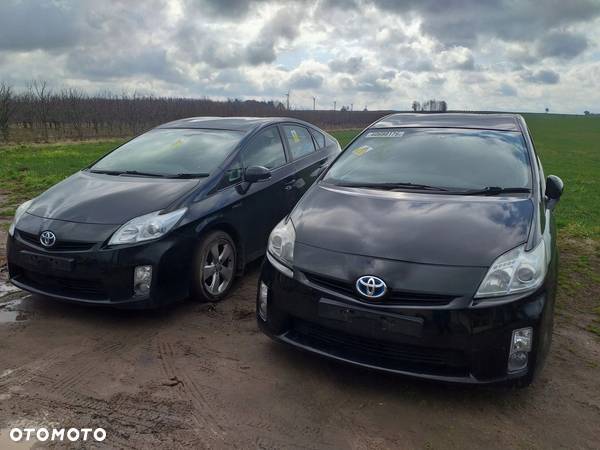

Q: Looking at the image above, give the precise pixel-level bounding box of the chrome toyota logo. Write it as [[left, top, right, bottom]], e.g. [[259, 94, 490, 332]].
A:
[[39, 230, 56, 247], [356, 275, 387, 299]]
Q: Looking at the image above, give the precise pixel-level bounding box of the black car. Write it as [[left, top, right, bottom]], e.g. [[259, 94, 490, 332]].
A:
[[7, 117, 340, 308], [258, 113, 564, 386]]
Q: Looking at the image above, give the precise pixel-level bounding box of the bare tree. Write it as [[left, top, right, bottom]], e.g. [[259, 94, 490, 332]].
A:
[[30, 80, 52, 141], [0, 82, 15, 142]]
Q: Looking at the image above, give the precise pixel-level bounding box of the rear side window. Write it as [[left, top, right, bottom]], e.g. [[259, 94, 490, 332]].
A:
[[243, 127, 287, 169], [282, 125, 315, 160], [310, 129, 326, 149]]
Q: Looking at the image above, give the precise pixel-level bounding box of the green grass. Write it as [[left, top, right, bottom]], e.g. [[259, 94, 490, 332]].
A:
[[522, 113, 600, 238], [0, 115, 599, 240], [331, 129, 361, 148], [0, 140, 124, 213]]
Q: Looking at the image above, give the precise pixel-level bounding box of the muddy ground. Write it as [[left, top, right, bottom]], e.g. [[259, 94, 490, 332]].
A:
[[0, 229, 599, 449]]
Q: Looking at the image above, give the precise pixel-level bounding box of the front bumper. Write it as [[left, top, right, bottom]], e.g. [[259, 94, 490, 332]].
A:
[[7, 228, 195, 309], [257, 256, 556, 385]]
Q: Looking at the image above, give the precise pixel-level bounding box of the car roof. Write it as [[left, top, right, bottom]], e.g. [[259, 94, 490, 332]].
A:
[[372, 113, 522, 132], [157, 116, 303, 132]]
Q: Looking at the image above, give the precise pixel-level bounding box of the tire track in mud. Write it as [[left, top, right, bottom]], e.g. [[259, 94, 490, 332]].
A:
[[0, 348, 67, 394], [33, 390, 189, 449], [45, 341, 128, 396], [157, 339, 227, 448]]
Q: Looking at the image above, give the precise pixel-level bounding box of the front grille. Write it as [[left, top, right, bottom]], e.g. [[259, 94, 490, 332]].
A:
[[17, 268, 108, 300], [304, 272, 456, 306], [18, 231, 95, 252], [288, 319, 468, 377]]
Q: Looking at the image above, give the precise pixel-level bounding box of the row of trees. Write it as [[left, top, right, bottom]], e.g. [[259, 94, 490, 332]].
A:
[[0, 81, 392, 143], [411, 99, 448, 112]]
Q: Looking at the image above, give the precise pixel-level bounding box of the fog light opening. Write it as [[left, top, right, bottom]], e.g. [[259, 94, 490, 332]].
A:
[[134, 265, 152, 297], [508, 327, 533, 373], [258, 282, 268, 321]]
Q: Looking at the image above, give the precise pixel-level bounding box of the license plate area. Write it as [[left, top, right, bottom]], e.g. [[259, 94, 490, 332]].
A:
[[19, 250, 74, 272], [318, 298, 423, 338]]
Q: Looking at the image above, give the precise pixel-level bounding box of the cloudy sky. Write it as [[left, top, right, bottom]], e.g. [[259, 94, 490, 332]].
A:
[[0, 0, 599, 113]]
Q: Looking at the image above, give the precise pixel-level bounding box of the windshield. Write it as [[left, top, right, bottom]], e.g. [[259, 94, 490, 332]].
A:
[[324, 128, 532, 192], [90, 128, 243, 177]]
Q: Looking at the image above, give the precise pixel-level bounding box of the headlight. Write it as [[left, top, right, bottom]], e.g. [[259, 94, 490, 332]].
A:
[[8, 199, 34, 236], [475, 241, 547, 298], [267, 217, 295, 267], [108, 208, 187, 246]]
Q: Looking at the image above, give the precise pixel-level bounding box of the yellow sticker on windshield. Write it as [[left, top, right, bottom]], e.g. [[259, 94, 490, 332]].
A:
[[353, 145, 372, 156], [290, 129, 301, 143], [172, 138, 184, 148]]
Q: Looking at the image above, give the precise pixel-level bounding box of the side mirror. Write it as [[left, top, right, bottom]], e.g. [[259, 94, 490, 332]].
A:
[[245, 165, 271, 183], [546, 175, 564, 200]]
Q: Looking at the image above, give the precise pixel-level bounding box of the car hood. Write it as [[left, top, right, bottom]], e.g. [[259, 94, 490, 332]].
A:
[[290, 183, 534, 267], [27, 171, 200, 225]]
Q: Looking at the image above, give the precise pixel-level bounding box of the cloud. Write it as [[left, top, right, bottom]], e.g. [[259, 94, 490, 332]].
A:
[[370, 0, 600, 45], [537, 31, 589, 59], [289, 71, 324, 89], [328, 56, 364, 74], [498, 83, 518, 96], [521, 69, 560, 84], [0, 0, 598, 113], [0, 0, 84, 51]]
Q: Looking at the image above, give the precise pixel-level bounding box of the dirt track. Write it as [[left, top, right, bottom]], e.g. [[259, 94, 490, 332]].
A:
[[0, 235, 599, 448]]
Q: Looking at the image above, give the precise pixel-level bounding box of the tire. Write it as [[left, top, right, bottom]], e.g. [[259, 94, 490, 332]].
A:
[[191, 230, 237, 302]]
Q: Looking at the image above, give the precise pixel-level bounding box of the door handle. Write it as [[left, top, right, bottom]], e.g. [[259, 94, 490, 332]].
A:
[[284, 185, 293, 191]]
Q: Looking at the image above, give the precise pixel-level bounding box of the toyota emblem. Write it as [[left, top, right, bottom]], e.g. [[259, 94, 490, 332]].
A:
[[39, 230, 56, 248], [356, 275, 387, 299]]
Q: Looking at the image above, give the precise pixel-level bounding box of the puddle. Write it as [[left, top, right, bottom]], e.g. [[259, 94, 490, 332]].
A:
[[0, 299, 27, 323], [0, 282, 19, 297]]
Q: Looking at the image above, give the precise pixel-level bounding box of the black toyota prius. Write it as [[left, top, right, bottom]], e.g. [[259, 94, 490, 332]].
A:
[[257, 113, 564, 386], [6, 117, 340, 308]]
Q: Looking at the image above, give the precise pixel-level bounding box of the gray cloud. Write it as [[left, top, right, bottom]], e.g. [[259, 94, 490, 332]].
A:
[[328, 56, 364, 73], [0, 0, 84, 51], [371, 0, 600, 45], [0, 0, 598, 113], [245, 8, 302, 65], [498, 83, 518, 96], [537, 31, 589, 59], [289, 71, 324, 89], [522, 69, 560, 84], [449, 53, 475, 71]]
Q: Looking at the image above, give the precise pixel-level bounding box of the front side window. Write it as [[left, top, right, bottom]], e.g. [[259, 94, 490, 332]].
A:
[[324, 128, 531, 192], [282, 125, 315, 160], [217, 156, 243, 189], [243, 127, 287, 169], [91, 128, 243, 177]]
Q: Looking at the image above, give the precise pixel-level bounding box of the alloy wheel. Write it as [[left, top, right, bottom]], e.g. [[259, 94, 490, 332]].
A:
[[202, 239, 234, 295]]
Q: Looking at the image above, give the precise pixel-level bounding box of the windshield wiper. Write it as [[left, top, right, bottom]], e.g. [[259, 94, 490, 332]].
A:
[[89, 169, 210, 179], [89, 169, 123, 175], [461, 186, 532, 196], [89, 169, 167, 178], [333, 181, 448, 192], [166, 173, 210, 179]]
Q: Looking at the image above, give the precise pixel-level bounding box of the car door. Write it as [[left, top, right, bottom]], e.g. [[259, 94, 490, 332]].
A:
[[279, 123, 329, 208], [236, 125, 295, 260]]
